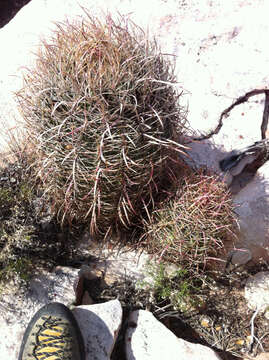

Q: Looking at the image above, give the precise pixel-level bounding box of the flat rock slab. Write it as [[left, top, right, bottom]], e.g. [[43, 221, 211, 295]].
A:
[[125, 310, 221, 360], [78, 237, 151, 285], [73, 300, 122, 360]]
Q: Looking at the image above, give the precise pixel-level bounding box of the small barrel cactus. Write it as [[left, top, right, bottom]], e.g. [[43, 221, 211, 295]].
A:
[[143, 169, 238, 268], [17, 13, 187, 238]]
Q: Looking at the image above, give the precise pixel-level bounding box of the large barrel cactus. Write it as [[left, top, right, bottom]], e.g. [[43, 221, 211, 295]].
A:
[[17, 14, 187, 238]]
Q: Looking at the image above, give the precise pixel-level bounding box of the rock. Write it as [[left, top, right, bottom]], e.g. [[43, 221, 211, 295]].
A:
[[32, 266, 80, 304], [251, 354, 269, 360], [2, 1, 269, 358], [73, 300, 122, 360], [125, 310, 221, 360], [228, 248, 252, 268], [81, 291, 94, 305], [244, 354, 269, 360], [94, 249, 151, 284], [231, 173, 269, 263], [245, 271, 269, 317], [78, 241, 151, 286]]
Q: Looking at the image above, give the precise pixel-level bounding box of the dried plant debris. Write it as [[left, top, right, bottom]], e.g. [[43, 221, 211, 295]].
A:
[[194, 88, 269, 141], [179, 271, 269, 358]]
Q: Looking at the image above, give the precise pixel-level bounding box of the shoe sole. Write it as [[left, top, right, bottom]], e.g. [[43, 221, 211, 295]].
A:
[[18, 302, 85, 360]]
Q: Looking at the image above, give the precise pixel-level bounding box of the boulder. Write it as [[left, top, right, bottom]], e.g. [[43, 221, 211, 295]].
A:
[[244, 271, 269, 318], [250, 354, 269, 360], [73, 300, 122, 360], [125, 310, 221, 360], [78, 242, 151, 285], [2, 2, 269, 359]]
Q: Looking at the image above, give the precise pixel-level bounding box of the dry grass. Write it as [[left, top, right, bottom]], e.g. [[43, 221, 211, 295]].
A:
[[16, 13, 188, 239], [143, 169, 238, 270]]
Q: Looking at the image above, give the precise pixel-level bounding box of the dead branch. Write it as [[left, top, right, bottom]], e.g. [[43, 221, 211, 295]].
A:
[[193, 89, 269, 141]]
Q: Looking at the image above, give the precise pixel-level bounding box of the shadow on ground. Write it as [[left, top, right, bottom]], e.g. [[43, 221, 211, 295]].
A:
[[0, 0, 31, 28]]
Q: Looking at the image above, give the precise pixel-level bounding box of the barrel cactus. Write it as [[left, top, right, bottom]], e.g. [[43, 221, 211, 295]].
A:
[[17, 14, 187, 238]]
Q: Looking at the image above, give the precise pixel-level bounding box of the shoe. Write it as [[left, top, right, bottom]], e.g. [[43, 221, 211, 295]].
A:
[[18, 302, 85, 360]]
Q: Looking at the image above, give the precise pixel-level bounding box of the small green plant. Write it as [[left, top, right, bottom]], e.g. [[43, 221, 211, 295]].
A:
[[143, 169, 238, 270], [19, 183, 34, 202], [16, 13, 188, 238], [0, 188, 12, 203], [0, 257, 32, 285], [140, 261, 201, 311]]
